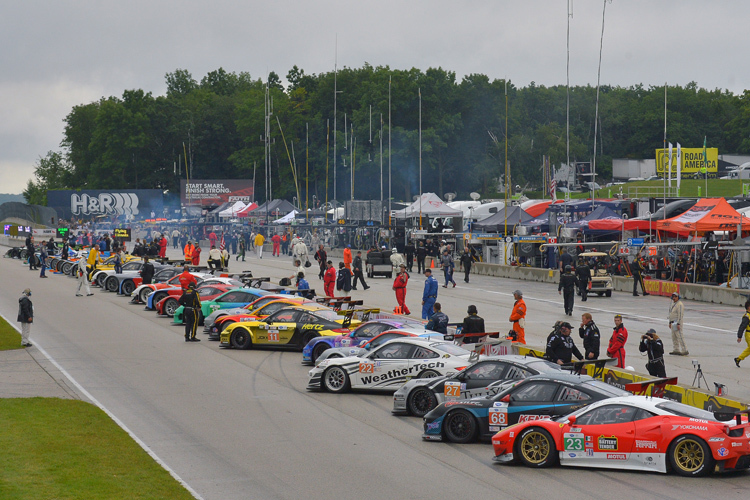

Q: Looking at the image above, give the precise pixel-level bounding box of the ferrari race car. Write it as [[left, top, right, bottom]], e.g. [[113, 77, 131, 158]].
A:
[[220, 305, 358, 350], [491, 395, 750, 476], [307, 337, 472, 393], [393, 355, 563, 417], [422, 373, 629, 443], [138, 272, 228, 307], [155, 284, 236, 317], [205, 296, 317, 339], [173, 288, 270, 325], [302, 318, 428, 365]]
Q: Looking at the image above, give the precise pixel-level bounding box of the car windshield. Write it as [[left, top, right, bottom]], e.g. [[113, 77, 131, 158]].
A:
[[430, 342, 470, 356], [655, 401, 720, 421], [526, 360, 562, 372], [312, 310, 340, 322]]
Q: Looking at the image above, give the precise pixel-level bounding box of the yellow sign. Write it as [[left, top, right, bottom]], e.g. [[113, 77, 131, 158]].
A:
[[655, 147, 718, 176]]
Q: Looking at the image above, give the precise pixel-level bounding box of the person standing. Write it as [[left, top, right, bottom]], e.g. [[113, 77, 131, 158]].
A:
[[191, 244, 201, 266], [440, 249, 456, 288], [140, 256, 155, 285], [462, 305, 485, 342], [558, 265, 577, 316], [86, 244, 102, 278], [272, 233, 281, 257], [631, 256, 650, 296], [405, 241, 415, 273], [426, 302, 449, 334], [17, 288, 33, 347], [26, 235, 37, 270], [559, 248, 573, 272], [178, 265, 197, 290], [735, 299, 750, 367], [607, 314, 628, 368], [159, 235, 167, 259], [178, 282, 201, 342], [314, 245, 327, 280], [546, 322, 583, 365], [236, 238, 246, 262], [113, 249, 123, 274], [351, 251, 369, 290], [183, 240, 194, 263], [171, 228, 180, 249], [254, 232, 265, 259], [336, 262, 352, 293], [421, 268, 438, 319], [76, 258, 93, 296], [460, 247, 473, 283], [509, 290, 527, 344], [575, 257, 591, 301], [323, 260, 337, 297], [39, 246, 48, 278], [296, 272, 310, 291], [416, 242, 427, 274], [208, 230, 217, 249], [220, 247, 230, 271], [668, 292, 688, 356], [640, 329, 667, 377], [578, 312, 600, 359], [343, 245, 353, 271], [230, 233, 238, 255], [393, 264, 411, 315]]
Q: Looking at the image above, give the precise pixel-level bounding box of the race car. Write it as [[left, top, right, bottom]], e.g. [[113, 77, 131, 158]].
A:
[[491, 395, 750, 476], [86, 253, 140, 280], [138, 272, 220, 307], [173, 288, 270, 325], [393, 355, 563, 417], [110, 265, 182, 295], [422, 373, 629, 443], [302, 318, 428, 365], [220, 305, 357, 351], [91, 260, 146, 287], [206, 296, 317, 340], [155, 284, 237, 317], [307, 337, 472, 393]]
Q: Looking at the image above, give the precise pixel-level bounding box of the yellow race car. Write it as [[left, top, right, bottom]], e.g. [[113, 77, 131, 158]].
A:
[[220, 304, 361, 351]]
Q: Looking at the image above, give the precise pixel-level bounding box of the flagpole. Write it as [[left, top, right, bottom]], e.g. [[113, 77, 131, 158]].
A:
[[663, 83, 667, 214]]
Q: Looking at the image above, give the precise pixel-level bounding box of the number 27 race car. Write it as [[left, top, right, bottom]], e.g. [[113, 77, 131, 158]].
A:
[[491, 395, 750, 476]]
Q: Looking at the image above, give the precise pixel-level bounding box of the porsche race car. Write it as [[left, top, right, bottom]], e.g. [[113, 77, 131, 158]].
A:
[[206, 296, 317, 340]]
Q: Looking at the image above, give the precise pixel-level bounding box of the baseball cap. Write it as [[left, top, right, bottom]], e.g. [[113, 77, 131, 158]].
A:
[[513, 289, 523, 296], [560, 322, 572, 329], [22, 288, 31, 295]]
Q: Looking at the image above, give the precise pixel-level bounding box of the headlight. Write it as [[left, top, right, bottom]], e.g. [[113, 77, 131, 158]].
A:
[[317, 360, 329, 368]]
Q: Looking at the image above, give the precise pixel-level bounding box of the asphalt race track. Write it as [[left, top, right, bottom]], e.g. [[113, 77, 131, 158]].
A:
[[1, 248, 749, 499]]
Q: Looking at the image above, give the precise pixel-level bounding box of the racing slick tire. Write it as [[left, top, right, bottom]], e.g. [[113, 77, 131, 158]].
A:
[[164, 298, 179, 317], [443, 409, 477, 444], [322, 366, 351, 393], [311, 342, 329, 363], [407, 387, 438, 417], [105, 276, 119, 292], [138, 287, 153, 304], [417, 369, 440, 379], [61, 262, 73, 275], [605, 290, 612, 297], [96, 274, 108, 288], [230, 328, 253, 350], [121, 280, 136, 295], [516, 427, 558, 468], [668, 435, 715, 477], [300, 332, 318, 351]]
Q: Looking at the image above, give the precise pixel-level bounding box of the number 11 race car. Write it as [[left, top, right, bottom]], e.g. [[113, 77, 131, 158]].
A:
[[491, 395, 750, 476]]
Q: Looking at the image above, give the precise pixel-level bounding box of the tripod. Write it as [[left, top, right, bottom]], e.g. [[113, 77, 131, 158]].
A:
[[692, 361, 709, 389]]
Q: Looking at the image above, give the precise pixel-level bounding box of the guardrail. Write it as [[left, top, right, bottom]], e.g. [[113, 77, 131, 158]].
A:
[[627, 185, 679, 199]]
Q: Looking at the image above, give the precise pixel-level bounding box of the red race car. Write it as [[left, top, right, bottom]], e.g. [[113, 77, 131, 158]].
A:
[[491, 395, 750, 477], [155, 284, 237, 317]]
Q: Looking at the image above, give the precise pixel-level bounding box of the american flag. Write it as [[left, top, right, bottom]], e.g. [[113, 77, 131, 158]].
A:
[[219, 232, 226, 251]]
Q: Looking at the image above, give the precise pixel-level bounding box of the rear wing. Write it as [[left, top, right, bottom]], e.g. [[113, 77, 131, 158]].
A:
[[713, 409, 750, 426], [330, 299, 364, 311], [466, 337, 513, 363], [561, 358, 617, 377], [624, 377, 679, 398], [316, 295, 351, 306], [338, 307, 381, 327]]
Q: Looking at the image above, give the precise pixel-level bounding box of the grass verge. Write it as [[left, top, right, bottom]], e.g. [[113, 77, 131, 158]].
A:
[[0, 398, 195, 500], [0, 314, 22, 351]]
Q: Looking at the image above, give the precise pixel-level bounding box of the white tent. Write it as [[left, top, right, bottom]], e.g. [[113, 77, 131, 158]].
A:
[[393, 193, 463, 219], [217, 201, 247, 218], [272, 209, 298, 224]]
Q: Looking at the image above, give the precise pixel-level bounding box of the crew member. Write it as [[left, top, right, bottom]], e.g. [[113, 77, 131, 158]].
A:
[[734, 299, 750, 367], [640, 329, 666, 377], [76, 258, 93, 296], [404, 241, 415, 273], [140, 256, 155, 285], [631, 256, 650, 296], [314, 245, 327, 280], [421, 268, 438, 319], [576, 257, 591, 301], [461, 305, 485, 343], [509, 290, 526, 344], [343, 245, 353, 270], [416, 242, 427, 274], [254, 232, 265, 259], [208, 245, 222, 270], [323, 260, 336, 297], [272, 233, 281, 257], [393, 264, 410, 315], [546, 322, 583, 365], [579, 312, 600, 359], [183, 240, 194, 263], [425, 302, 449, 334], [178, 282, 201, 342], [558, 265, 577, 316], [351, 251, 369, 290], [178, 265, 197, 290], [607, 314, 628, 368], [460, 247, 473, 283], [668, 292, 688, 356], [86, 244, 102, 278]]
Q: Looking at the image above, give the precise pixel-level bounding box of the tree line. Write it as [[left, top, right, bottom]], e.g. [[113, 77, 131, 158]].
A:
[[24, 64, 750, 206]]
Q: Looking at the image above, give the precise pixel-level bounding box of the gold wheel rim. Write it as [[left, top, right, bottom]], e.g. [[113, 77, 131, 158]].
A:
[[675, 440, 704, 472], [520, 432, 550, 464]]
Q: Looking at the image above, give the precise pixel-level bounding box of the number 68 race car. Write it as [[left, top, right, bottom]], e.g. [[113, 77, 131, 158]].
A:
[[307, 337, 472, 393], [491, 395, 750, 477]]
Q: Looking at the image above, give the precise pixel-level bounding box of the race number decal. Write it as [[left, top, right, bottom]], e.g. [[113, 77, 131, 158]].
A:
[[268, 331, 280, 342], [444, 381, 461, 398], [563, 432, 584, 451], [359, 363, 374, 373], [489, 407, 508, 426]]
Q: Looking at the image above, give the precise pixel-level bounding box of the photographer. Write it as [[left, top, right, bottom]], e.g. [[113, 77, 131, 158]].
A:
[[639, 328, 666, 378]]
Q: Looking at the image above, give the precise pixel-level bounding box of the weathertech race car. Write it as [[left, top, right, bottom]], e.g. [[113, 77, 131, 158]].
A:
[[302, 318, 428, 365], [491, 395, 750, 476], [307, 337, 472, 393], [393, 355, 563, 417], [311, 327, 442, 365], [422, 373, 629, 443], [220, 305, 358, 350], [173, 288, 270, 325]]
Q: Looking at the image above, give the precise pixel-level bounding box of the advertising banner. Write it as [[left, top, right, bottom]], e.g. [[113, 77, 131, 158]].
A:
[[655, 147, 718, 177], [180, 179, 254, 206], [47, 190, 164, 220]]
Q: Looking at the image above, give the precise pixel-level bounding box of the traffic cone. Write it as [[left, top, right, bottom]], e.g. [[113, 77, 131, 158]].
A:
[[430, 259, 435, 268], [394, 305, 402, 314]]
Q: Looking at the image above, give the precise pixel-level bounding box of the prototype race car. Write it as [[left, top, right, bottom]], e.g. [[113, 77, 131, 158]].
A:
[[491, 395, 750, 476], [393, 355, 563, 417], [173, 288, 270, 325], [422, 373, 629, 443], [302, 318, 428, 365], [307, 337, 472, 393], [220, 305, 357, 350]]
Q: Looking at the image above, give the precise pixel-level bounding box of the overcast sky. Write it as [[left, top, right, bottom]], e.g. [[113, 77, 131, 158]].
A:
[[2, 0, 748, 195]]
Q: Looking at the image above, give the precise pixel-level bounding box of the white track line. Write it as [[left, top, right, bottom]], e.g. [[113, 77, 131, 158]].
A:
[[0, 310, 205, 500]]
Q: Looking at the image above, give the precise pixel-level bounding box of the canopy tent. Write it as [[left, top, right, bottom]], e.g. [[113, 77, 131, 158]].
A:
[[566, 205, 622, 231], [272, 210, 298, 224], [253, 199, 297, 215], [587, 218, 653, 232], [518, 209, 565, 233], [521, 200, 561, 218], [656, 198, 750, 233], [392, 193, 462, 219], [217, 201, 248, 218], [208, 202, 232, 215], [235, 202, 259, 217], [471, 206, 533, 232]]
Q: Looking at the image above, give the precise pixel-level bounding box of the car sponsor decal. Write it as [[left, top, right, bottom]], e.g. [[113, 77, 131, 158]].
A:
[[509, 432, 514, 438], [746, 432, 750, 439], [489, 426, 500, 432], [518, 415, 551, 423], [607, 454, 627, 460], [425, 422, 440, 432], [445, 381, 461, 398], [489, 407, 508, 426], [672, 425, 708, 431], [689, 418, 709, 423], [709, 437, 725, 442], [635, 440, 657, 450], [569, 427, 582, 433], [586, 449, 594, 457], [302, 324, 324, 330], [359, 361, 446, 384], [564, 433, 584, 451], [732, 442, 742, 447], [568, 453, 577, 458], [267, 331, 280, 342], [598, 436, 618, 451], [445, 401, 482, 407], [718, 447, 729, 457]]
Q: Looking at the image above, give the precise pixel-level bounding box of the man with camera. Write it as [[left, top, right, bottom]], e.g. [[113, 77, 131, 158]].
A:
[[639, 328, 666, 377]]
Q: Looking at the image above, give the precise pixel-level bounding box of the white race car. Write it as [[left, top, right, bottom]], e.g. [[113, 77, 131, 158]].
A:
[[307, 337, 472, 393]]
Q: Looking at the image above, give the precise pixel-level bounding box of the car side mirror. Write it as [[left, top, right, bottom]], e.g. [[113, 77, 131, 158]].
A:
[[500, 394, 511, 403], [364, 343, 372, 350], [568, 415, 577, 424]]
